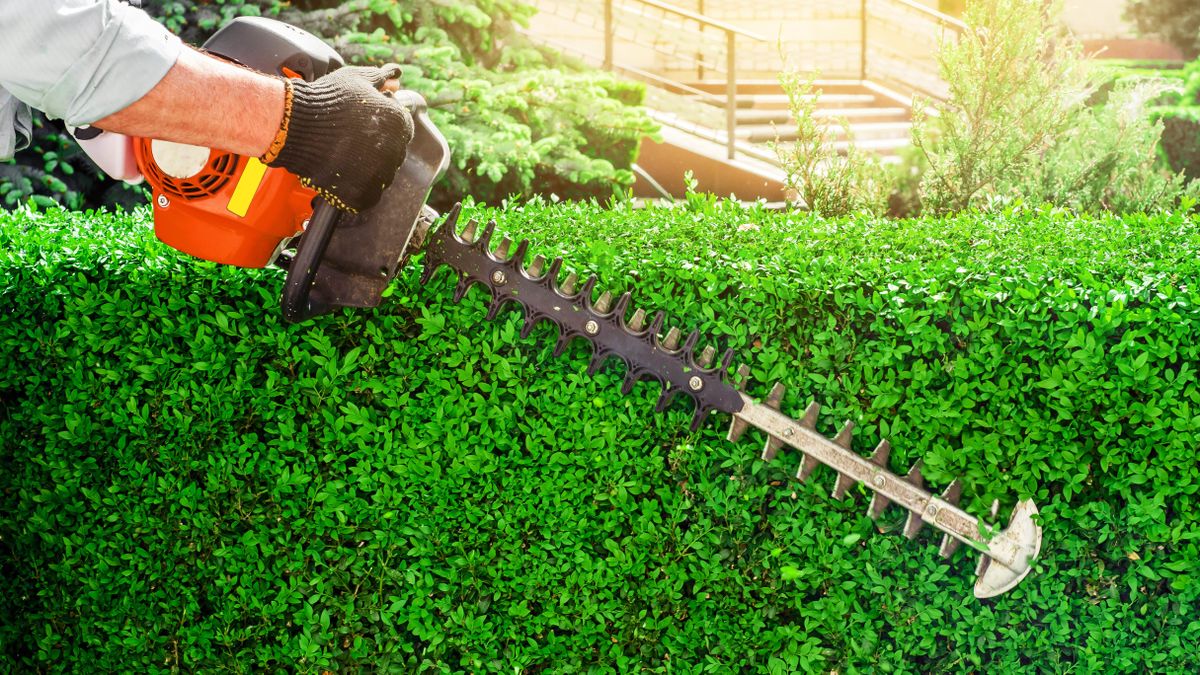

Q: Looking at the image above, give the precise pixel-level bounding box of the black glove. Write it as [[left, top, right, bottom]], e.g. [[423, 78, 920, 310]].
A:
[[263, 64, 414, 213]]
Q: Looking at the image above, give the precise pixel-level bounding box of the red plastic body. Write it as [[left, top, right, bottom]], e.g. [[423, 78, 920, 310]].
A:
[[134, 141, 317, 268]]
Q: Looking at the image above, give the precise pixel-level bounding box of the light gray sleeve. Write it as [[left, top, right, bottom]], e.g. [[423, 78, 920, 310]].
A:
[[0, 87, 32, 159], [0, 0, 183, 127]]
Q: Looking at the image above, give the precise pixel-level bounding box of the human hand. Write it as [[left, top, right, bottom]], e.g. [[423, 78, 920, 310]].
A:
[[263, 64, 414, 213]]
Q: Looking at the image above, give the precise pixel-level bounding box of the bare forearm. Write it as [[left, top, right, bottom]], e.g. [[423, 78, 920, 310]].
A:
[[95, 47, 284, 157]]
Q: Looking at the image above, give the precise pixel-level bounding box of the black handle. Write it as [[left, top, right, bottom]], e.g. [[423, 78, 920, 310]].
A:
[[281, 199, 341, 323]]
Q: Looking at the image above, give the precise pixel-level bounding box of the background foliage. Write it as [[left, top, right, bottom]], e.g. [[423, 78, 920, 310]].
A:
[[772, 73, 889, 218], [910, 0, 1197, 216], [3, 201, 1200, 671], [1154, 106, 1200, 181], [1126, 0, 1200, 60], [1, 0, 656, 211]]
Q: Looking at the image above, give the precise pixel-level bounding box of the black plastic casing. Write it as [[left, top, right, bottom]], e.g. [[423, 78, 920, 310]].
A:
[[201, 16, 344, 79]]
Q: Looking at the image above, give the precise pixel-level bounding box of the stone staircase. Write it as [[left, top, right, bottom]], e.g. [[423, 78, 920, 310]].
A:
[[683, 79, 913, 157], [519, 0, 959, 198]]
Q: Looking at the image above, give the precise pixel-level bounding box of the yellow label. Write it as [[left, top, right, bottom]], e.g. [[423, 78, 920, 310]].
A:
[[226, 158, 269, 217]]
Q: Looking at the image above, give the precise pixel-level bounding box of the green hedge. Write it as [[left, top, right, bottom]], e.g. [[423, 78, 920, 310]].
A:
[[1156, 106, 1200, 182], [3, 201, 1200, 671]]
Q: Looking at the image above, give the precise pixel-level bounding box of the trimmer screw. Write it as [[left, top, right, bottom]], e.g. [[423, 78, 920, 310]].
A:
[[584, 320, 600, 335], [688, 376, 703, 391], [156, 194, 169, 208], [491, 270, 507, 285]]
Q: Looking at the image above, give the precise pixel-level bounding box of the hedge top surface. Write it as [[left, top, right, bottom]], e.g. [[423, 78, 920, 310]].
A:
[[2, 201, 1200, 672]]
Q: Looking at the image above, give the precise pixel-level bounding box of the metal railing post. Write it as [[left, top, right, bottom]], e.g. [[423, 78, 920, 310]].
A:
[[604, 0, 614, 71], [726, 30, 736, 160], [860, 0, 869, 80], [697, 0, 705, 80]]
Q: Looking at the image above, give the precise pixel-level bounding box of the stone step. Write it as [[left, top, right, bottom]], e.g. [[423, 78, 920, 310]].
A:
[[735, 106, 910, 125], [741, 120, 913, 144], [682, 79, 870, 96], [693, 92, 884, 110]]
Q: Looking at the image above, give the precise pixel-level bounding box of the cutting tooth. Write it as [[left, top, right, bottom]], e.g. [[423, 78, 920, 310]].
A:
[[654, 386, 676, 412], [527, 254, 546, 278], [800, 401, 820, 429], [442, 201, 462, 228], [760, 383, 788, 460], [452, 275, 472, 302], [594, 291, 613, 314], [796, 454, 820, 481], [621, 370, 639, 395], [460, 217, 479, 243], [869, 440, 892, 466], [419, 262, 437, 285], [662, 327, 681, 351], [647, 311, 666, 337], [579, 276, 598, 302], [833, 421, 854, 448], [735, 364, 751, 385], [823, 420, 854, 493], [718, 348, 735, 372], [866, 440, 893, 518], [485, 297, 507, 321], [760, 437, 784, 461], [628, 308, 647, 332], [560, 272, 578, 296], [586, 350, 608, 375], [453, 217, 475, 243], [519, 313, 539, 339], [545, 257, 563, 284], [903, 513, 925, 540], [941, 479, 963, 505], [494, 237, 511, 261], [689, 407, 711, 432], [477, 220, 496, 248], [552, 332, 571, 357], [765, 384, 785, 408], [975, 553, 990, 580], [934, 479, 965, 556], [901, 460, 926, 539], [510, 240, 529, 267], [614, 292, 632, 320], [939, 534, 962, 558], [698, 345, 716, 368], [727, 414, 750, 443], [831, 472, 857, 500]]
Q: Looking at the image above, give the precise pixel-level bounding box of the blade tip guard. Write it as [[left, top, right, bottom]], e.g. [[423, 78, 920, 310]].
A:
[[973, 499, 1042, 599]]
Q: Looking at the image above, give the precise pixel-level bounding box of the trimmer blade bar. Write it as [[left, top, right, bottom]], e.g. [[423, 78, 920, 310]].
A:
[[420, 206, 1042, 597]]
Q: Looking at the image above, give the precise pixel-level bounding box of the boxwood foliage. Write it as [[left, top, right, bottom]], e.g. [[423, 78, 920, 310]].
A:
[[3, 200, 1200, 672]]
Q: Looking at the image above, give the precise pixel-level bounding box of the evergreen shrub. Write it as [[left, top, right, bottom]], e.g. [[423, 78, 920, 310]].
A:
[[2, 0, 656, 210]]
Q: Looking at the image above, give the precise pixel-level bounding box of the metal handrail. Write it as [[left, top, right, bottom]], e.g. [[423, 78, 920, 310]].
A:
[[602, 0, 767, 161], [862, 0, 964, 100], [631, 0, 769, 42], [888, 0, 966, 33]]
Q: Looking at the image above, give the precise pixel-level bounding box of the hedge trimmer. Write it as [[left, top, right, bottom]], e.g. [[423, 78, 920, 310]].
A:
[[80, 17, 1041, 598]]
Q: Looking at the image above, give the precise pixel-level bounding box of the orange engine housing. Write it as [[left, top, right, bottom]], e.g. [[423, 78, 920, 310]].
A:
[[134, 139, 317, 268]]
